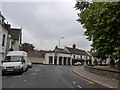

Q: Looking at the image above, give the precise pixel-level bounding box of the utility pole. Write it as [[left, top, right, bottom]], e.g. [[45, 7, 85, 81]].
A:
[[58, 37, 64, 48]]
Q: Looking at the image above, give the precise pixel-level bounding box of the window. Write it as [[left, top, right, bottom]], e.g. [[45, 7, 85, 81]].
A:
[[81, 56, 82, 59], [6, 56, 23, 62], [73, 55, 75, 58], [2, 34, 5, 46]]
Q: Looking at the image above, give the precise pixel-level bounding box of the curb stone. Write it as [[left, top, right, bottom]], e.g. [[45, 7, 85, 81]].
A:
[[72, 68, 118, 89]]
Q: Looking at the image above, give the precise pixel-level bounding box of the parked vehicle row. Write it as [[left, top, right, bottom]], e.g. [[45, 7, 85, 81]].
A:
[[2, 51, 32, 75]]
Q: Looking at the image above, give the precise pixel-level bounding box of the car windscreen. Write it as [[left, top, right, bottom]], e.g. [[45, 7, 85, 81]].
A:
[[5, 56, 23, 62]]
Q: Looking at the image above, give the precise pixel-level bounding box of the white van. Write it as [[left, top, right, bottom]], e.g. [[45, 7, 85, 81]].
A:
[[2, 51, 28, 74]]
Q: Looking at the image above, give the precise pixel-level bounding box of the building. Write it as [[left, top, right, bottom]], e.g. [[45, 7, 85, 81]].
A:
[[44, 44, 93, 65], [0, 12, 11, 62], [0, 11, 22, 62], [9, 28, 22, 51]]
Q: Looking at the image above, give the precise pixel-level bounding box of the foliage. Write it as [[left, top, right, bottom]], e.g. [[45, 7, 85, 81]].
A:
[[20, 42, 35, 52], [75, 1, 120, 59]]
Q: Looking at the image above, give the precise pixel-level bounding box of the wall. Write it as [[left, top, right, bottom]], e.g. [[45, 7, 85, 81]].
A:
[[11, 40, 19, 51], [84, 66, 120, 80], [44, 53, 72, 64], [28, 57, 45, 64], [0, 24, 9, 61], [0, 26, 2, 61]]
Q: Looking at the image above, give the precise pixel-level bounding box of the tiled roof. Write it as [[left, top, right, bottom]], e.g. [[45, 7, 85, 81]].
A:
[[54, 48, 69, 54], [65, 46, 89, 56]]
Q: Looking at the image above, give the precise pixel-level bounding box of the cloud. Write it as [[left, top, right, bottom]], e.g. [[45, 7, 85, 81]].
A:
[[1, 1, 92, 50]]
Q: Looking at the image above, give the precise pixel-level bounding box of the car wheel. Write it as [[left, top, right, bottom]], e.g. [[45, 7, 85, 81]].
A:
[[26, 67, 28, 71], [20, 68, 23, 75]]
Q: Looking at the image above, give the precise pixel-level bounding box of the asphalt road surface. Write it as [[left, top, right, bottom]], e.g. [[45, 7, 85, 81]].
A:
[[2, 64, 105, 88]]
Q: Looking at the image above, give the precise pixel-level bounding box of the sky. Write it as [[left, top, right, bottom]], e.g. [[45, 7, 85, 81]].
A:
[[0, 0, 92, 51]]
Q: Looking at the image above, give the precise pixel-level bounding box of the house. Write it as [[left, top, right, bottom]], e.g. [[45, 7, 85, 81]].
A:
[[44, 44, 93, 65], [9, 27, 22, 51], [0, 11, 22, 62], [0, 12, 11, 62]]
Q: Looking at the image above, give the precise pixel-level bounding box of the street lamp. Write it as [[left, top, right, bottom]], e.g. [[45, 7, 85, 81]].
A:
[[58, 37, 64, 48]]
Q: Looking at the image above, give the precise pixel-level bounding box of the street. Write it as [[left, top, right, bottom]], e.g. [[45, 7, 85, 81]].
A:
[[2, 65, 105, 88]]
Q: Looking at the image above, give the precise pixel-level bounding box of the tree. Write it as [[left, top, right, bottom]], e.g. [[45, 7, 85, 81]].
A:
[[75, 1, 120, 60], [109, 58, 115, 67], [20, 43, 35, 52], [116, 59, 120, 70]]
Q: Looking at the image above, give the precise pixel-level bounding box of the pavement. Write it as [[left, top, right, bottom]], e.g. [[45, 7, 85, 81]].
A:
[[72, 66, 120, 90]]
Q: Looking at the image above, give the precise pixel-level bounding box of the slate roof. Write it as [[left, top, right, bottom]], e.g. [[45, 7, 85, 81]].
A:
[[65, 46, 89, 56], [53, 47, 69, 54], [10, 28, 21, 40]]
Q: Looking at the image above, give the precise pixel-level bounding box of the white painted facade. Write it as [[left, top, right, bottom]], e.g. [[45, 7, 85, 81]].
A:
[[44, 52, 72, 65], [44, 46, 93, 65], [0, 22, 9, 62]]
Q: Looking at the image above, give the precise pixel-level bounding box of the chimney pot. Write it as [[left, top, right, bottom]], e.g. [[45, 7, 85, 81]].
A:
[[73, 44, 76, 49]]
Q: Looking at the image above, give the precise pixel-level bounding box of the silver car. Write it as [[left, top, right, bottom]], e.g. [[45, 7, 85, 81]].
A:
[[27, 61, 32, 68]]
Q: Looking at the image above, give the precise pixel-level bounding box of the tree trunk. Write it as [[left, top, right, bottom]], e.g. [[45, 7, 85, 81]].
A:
[[116, 59, 120, 70], [109, 59, 115, 67]]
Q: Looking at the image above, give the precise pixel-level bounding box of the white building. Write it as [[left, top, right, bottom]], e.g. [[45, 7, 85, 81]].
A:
[[9, 28, 22, 51], [44, 44, 93, 65], [0, 12, 22, 63], [0, 12, 10, 62]]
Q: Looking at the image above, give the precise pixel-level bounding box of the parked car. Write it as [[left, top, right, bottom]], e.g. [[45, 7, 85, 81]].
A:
[[27, 61, 32, 68], [74, 62, 82, 66]]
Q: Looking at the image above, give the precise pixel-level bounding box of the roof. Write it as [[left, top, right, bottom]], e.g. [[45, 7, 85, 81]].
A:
[[7, 51, 27, 56], [65, 46, 89, 56], [0, 11, 5, 20], [10, 28, 22, 40], [54, 47, 69, 54]]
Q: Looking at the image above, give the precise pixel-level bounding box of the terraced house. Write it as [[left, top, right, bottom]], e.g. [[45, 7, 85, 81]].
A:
[[44, 44, 93, 65]]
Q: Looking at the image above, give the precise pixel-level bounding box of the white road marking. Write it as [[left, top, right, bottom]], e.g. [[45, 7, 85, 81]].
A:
[[72, 81, 76, 84], [77, 85, 82, 88]]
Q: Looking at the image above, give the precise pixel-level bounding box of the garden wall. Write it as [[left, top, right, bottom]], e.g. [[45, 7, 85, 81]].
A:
[[84, 66, 120, 80]]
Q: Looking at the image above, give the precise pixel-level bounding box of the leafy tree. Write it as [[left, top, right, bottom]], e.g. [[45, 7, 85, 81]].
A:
[[75, 1, 120, 60], [20, 43, 35, 52]]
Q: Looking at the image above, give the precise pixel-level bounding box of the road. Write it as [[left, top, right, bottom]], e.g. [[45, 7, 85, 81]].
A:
[[2, 64, 105, 88]]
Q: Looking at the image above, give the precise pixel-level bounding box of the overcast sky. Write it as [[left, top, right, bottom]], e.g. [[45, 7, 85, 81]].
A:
[[1, 0, 92, 51]]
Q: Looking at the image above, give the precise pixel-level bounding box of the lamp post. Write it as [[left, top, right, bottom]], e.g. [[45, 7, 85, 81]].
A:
[[58, 37, 64, 48]]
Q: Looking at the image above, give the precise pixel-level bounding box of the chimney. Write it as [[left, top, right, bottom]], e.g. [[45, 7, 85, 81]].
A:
[[73, 44, 76, 49]]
